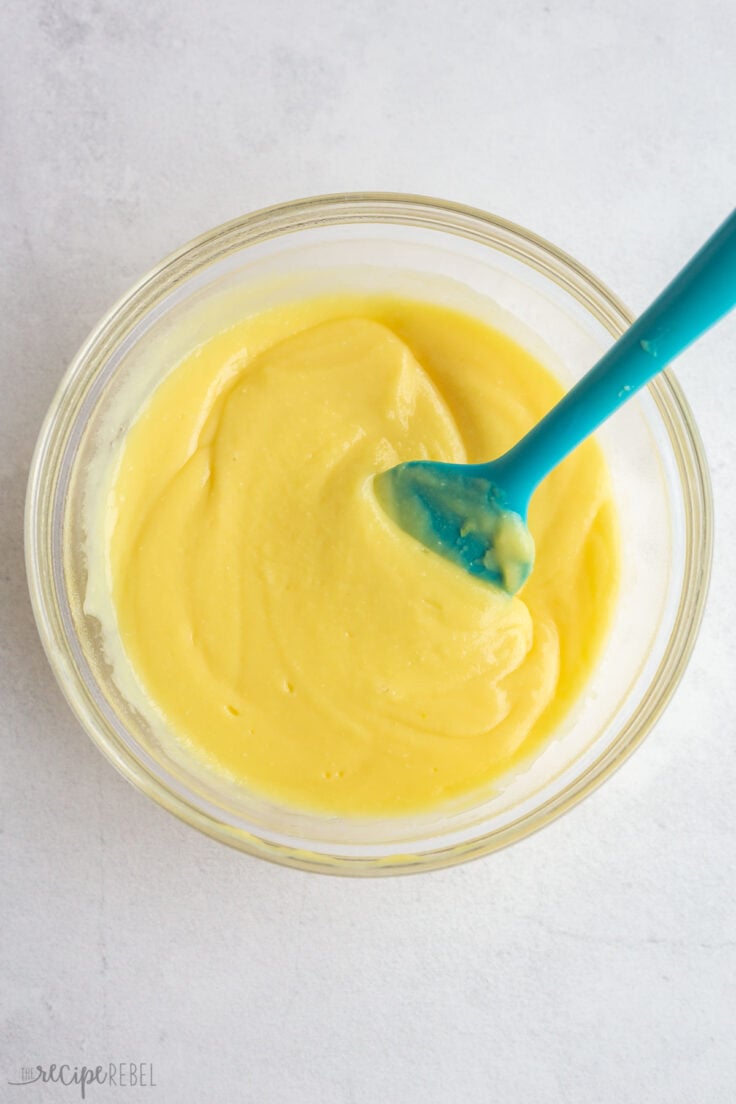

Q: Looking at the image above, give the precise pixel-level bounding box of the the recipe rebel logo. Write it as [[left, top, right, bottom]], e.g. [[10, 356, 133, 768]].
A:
[[8, 1062, 156, 1098]]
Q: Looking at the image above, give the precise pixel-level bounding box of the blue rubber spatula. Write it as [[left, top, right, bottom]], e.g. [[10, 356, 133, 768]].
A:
[[375, 209, 736, 595]]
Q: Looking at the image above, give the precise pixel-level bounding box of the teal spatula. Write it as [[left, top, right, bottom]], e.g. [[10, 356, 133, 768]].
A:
[[375, 209, 736, 594]]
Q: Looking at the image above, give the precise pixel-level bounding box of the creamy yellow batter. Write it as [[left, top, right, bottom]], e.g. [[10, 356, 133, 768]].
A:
[[110, 294, 619, 815]]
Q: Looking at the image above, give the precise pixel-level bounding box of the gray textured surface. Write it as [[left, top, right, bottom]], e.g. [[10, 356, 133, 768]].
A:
[[2, 1, 736, 1101]]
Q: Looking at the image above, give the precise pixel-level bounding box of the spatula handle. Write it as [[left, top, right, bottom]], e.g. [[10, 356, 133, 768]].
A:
[[491, 208, 736, 507]]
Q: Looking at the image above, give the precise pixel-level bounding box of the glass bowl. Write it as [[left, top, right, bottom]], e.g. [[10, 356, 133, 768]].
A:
[[25, 193, 712, 875]]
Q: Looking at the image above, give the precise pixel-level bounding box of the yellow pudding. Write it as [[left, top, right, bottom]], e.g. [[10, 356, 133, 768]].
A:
[[109, 294, 619, 816]]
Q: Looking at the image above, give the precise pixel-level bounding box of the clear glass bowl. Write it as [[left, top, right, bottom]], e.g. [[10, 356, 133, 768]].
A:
[[25, 194, 712, 875]]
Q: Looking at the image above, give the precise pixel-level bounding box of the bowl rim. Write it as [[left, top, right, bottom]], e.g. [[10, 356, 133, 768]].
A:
[[25, 192, 714, 875]]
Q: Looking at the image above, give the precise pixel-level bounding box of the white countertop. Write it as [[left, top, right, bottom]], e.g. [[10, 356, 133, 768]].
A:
[[2, 1, 735, 1101]]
